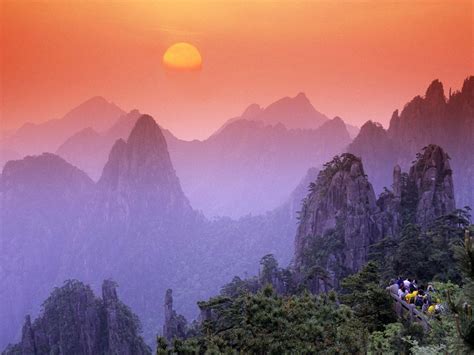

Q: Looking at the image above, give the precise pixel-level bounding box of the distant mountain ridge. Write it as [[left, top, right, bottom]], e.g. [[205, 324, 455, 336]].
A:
[[1, 96, 125, 164], [218, 92, 329, 131], [348, 76, 474, 210], [165, 115, 350, 218], [55, 109, 142, 180], [52, 94, 351, 217]]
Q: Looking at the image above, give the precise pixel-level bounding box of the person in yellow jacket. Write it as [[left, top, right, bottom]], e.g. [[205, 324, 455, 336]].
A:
[[427, 304, 436, 315], [405, 290, 418, 304]]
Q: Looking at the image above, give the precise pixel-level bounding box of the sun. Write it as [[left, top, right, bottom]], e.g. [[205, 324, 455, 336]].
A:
[[162, 42, 202, 71]]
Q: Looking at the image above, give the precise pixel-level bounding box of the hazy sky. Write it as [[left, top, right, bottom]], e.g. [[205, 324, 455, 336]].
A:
[[1, 0, 473, 140]]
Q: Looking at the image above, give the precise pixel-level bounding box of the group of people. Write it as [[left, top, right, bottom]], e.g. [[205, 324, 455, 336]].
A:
[[389, 277, 443, 316]]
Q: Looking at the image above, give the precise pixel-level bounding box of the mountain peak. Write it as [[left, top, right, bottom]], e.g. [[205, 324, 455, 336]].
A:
[[295, 92, 309, 101], [331, 116, 344, 125], [131, 114, 156, 131], [241, 103, 263, 119], [81, 95, 109, 105], [125, 115, 169, 162], [257, 92, 328, 130], [425, 79, 445, 102], [461, 76, 474, 96], [97, 114, 192, 223], [409, 144, 455, 226]]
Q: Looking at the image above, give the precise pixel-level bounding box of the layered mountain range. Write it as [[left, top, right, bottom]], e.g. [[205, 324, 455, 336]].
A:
[[0, 115, 304, 349], [2, 92, 353, 218], [1, 77, 472, 350], [348, 76, 474, 210], [0, 97, 125, 164]]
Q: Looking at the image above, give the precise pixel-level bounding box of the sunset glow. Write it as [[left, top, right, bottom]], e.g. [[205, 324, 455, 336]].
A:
[[1, 0, 472, 140]]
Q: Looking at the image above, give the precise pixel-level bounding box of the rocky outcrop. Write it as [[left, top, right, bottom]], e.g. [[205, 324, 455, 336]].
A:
[[294, 145, 456, 291], [294, 153, 379, 290], [162, 290, 187, 342], [94, 114, 194, 228], [409, 144, 455, 226], [2, 280, 150, 355]]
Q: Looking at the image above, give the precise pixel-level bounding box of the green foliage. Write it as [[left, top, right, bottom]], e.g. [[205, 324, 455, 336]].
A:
[[368, 236, 398, 283], [165, 286, 367, 353], [427, 209, 471, 283], [156, 336, 168, 355], [340, 262, 396, 332], [259, 254, 279, 285], [154, 211, 474, 354], [368, 322, 405, 354], [392, 223, 433, 283], [300, 222, 349, 292], [449, 228, 474, 350]]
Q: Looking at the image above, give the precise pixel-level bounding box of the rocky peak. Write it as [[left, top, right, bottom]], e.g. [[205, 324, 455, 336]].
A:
[[358, 120, 385, 135], [409, 144, 455, 226], [460, 76, 474, 97], [19, 315, 35, 354], [99, 114, 177, 186], [294, 153, 379, 287], [63, 96, 125, 131], [162, 289, 187, 342], [102, 279, 118, 304], [257, 92, 328, 129], [1, 153, 94, 218], [2, 152, 93, 189], [349, 121, 390, 152], [316, 116, 351, 142], [164, 289, 173, 318], [2, 280, 151, 355], [425, 79, 445, 103], [96, 114, 192, 225], [294, 145, 457, 293], [393, 165, 402, 198], [241, 103, 263, 119]]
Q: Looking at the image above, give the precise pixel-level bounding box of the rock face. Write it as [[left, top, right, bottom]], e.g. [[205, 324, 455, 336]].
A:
[[294, 145, 456, 291], [56, 109, 142, 181], [410, 145, 455, 226], [162, 289, 187, 342], [294, 154, 379, 290], [94, 114, 193, 227], [348, 76, 474, 210], [2, 280, 150, 355]]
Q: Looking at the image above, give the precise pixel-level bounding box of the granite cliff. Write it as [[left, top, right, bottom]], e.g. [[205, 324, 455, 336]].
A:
[[294, 145, 456, 291]]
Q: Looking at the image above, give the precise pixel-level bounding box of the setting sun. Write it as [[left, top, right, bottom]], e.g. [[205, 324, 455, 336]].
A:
[[163, 42, 202, 71]]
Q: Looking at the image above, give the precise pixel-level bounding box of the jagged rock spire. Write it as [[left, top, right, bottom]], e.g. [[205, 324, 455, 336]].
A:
[[95, 114, 193, 227], [409, 144, 455, 226], [162, 289, 187, 342]]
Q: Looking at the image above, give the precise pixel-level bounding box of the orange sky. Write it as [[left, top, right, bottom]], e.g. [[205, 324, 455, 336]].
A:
[[1, 0, 473, 140]]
